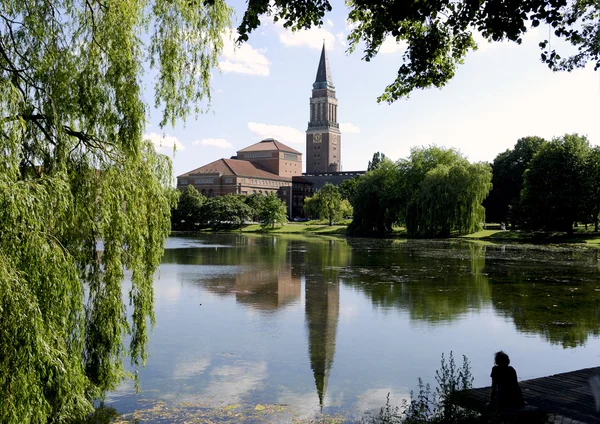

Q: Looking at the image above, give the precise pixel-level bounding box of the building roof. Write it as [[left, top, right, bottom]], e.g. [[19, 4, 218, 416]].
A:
[[314, 42, 334, 90], [178, 158, 292, 181], [237, 138, 302, 155]]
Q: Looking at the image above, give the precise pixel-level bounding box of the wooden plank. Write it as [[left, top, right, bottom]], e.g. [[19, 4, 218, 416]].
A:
[[456, 367, 600, 424]]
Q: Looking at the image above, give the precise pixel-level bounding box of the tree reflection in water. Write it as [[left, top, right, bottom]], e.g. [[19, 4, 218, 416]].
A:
[[164, 234, 600, 412]]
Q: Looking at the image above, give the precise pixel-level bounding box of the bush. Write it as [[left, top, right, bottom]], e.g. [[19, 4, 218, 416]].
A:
[[360, 352, 478, 424]]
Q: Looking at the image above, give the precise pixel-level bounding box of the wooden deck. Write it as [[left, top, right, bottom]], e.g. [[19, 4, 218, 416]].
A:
[[455, 366, 600, 424]]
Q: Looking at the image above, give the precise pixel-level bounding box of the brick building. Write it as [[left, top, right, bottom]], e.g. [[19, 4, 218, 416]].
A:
[[177, 138, 312, 216]]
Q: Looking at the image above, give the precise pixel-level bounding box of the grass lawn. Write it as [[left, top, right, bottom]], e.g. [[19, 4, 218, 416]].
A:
[[239, 222, 348, 235], [462, 227, 600, 245]]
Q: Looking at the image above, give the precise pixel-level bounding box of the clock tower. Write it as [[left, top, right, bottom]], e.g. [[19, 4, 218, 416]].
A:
[[306, 43, 341, 174]]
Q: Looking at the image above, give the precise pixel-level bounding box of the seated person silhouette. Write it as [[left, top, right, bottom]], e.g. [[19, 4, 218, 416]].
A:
[[489, 351, 525, 411]]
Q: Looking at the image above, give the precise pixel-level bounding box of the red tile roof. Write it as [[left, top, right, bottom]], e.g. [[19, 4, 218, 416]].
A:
[[178, 158, 292, 181], [237, 138, 302, 155]]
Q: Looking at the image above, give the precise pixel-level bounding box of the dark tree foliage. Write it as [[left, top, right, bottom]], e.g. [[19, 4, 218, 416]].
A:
[[520, 134, 590, 233], [584, 147, 600, 232], [238, 0, 599, 101], [244, 192, 266, 221], [349, 159, 402, 235], [171, 186, 206, 231], [338, 176, 361, 201], [367, 151, 387, 171], [202, 195, 252, 229], [483, 136, 547, 226]]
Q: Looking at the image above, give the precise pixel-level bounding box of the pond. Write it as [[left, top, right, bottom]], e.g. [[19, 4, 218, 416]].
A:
[[106, 234, 600, 422]]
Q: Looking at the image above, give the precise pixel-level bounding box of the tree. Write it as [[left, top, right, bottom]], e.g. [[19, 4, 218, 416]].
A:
[[303, 183, 346, 225], [584, 147, 600, 232], [237, 0, 599, 101], [171, 186, 206, 231], [367, 152, 387, 171], [317, 183, 344, 226], [259, 193, 288, 229], [303, 194, 320, 219], [417, 161, 492, 237], [244, 192, 266, 221], [483, 136, 547, 226], [0, 1, 231, 421], [202, 195, 252, 229], [520, 134, 590, 233], [338, 176, 361, 202], [350, 159, 402, 235], [400, 147, 492, 237]]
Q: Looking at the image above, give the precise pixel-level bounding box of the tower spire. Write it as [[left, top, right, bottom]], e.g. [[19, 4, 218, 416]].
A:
[[313, 42, 334, 90]]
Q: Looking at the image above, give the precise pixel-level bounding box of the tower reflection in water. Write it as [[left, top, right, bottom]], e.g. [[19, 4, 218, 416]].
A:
[[301, 238, 348, 408], [197, 236, 348, 409]]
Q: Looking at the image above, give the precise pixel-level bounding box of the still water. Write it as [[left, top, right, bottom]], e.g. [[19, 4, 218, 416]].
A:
[[107, 234, 600, 422]]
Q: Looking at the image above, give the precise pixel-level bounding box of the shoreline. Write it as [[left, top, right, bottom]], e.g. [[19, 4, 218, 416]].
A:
[[171, 223, 600, 247]]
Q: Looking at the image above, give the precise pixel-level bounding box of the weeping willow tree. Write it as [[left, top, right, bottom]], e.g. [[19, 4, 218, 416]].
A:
[[402, 147, 492, 238], [0, 0, 231, 422]]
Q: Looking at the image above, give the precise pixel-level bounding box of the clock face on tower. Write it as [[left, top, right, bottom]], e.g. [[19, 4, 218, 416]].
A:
[[313, 133, 322, 143]]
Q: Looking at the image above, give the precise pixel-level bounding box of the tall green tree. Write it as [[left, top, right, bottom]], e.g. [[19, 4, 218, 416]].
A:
[[245, 192, 266, 221], [338, 176, 361, 202], [350, 159, 402, 235], [0, 0, 231, 421], [303, 183, 348, 225], [171, 186, 206, 231], [237, 0, 599, 101], [584, 147, 600, 232], [317, 183, 343, 226], [418, 162, 492, 237], [259, 193, 288, 229], [400, 147, 492, 237], [303, 194, 320, 219], [483, 136, 547, 226], [367, 151, 387, 171], [520, 134, 590, 233]]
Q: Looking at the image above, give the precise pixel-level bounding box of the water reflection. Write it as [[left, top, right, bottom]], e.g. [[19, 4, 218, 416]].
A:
[[484, 245, 600, 348], [201, 265, 301, 311], [301, 239, 349, 407], [109, 235, 600, 421], [342, 240, 491, 322]]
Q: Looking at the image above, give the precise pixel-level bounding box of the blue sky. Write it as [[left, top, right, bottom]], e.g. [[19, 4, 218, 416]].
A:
[[144, 0, 600, 179]]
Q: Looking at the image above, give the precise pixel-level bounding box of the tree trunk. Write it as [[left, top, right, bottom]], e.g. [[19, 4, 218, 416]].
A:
[[595, 219, 598, 233]]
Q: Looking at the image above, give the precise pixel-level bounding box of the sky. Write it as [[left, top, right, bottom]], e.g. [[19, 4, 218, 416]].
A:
[[143, 0, 600, 179]]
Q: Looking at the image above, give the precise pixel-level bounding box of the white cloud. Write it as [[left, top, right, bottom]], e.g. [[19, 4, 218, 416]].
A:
[[172, 357, 210, 380], [193, 138, 233, 149], [248, 122, 304, 145], [276, 21, 336, 50], [327, 19, 334, 28], [340, 122, 361, 134], [379, 36, 408, 54], [144, 132, 185, 152], [220, 30, 270, 76], [336, 32, 347, 49]]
